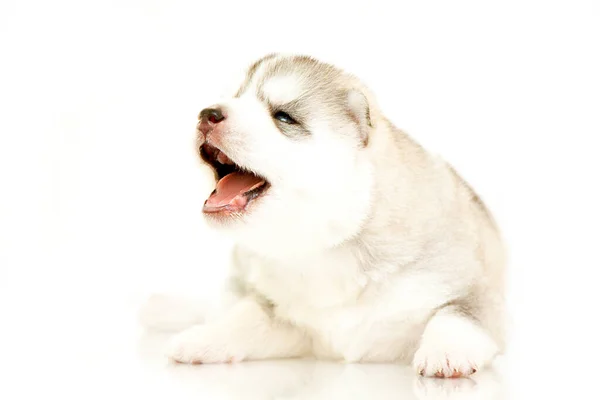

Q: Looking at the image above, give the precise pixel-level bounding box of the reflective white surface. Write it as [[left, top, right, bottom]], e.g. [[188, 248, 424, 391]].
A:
[[0, 288, 593, 400], [136, 332, 507, 400]]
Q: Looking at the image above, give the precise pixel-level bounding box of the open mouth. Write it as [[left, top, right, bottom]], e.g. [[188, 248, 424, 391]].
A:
[[199, 143, 269, 214]]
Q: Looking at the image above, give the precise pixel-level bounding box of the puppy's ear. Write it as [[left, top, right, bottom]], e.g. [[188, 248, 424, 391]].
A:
[[346, 89, 372, 146]]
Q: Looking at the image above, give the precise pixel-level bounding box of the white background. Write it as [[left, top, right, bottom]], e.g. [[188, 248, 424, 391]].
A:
[[1, 0, 599, 399]]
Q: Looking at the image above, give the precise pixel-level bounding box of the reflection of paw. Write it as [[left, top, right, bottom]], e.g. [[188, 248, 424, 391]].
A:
[[412, 315, 498, 378], [139, 294, 205, 332], [414, 376, 476, 399], [166, 325, 243, 364], [413, 369, 505, 400]]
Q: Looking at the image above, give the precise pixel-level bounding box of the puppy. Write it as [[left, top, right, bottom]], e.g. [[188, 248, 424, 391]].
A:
[[142, 54, 506, 378]]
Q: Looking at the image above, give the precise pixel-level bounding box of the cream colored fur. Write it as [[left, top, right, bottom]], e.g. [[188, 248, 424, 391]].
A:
[[140, 54, 506, 378]]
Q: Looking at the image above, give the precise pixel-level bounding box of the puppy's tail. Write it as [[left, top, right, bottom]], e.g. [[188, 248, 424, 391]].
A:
[[138, 294, 208, 332]]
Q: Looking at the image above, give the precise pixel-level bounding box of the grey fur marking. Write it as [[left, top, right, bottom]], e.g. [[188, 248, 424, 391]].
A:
[[234, 53, 279, 98]]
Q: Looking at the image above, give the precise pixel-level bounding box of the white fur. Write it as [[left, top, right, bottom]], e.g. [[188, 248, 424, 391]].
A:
[[166, 298, 310, 363], [141, 54, 506, 377], [412, 313, 499, 377], [261, 75, 305, 105]]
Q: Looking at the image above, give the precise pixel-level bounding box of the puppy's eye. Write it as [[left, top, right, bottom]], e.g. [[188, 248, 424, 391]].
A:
[[273, 111, 297, 124]]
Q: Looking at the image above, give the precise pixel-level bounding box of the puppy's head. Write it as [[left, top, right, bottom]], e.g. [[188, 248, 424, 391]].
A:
[[196, 54, 376, 257]]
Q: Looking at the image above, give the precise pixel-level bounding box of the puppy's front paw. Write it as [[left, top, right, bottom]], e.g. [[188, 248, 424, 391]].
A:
[[166, 325, 243, 364], [412, 315, 498, 378]]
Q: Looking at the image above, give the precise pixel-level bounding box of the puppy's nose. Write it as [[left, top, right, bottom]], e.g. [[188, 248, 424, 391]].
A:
[[199, 107, 225, 124]]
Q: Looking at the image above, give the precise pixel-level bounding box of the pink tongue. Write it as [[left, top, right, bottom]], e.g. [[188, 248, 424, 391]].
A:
[[204, 172, 265, 211]]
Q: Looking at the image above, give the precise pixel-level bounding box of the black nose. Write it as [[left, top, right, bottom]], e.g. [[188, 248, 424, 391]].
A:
[[199, 107, 225, 124]]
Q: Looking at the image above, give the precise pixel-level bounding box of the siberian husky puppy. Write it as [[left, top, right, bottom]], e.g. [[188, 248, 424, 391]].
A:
[[140, 54, 506, 378]]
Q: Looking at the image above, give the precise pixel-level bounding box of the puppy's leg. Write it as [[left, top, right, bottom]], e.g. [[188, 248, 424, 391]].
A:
[[166, 297, 310, 364], [412, 307, 499, 378], [138, 294, 208, 332]]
